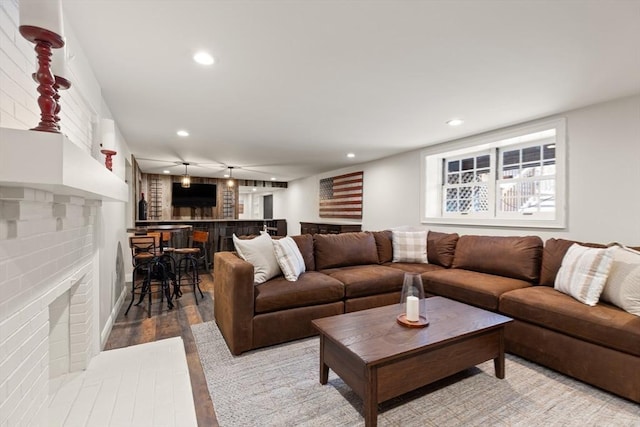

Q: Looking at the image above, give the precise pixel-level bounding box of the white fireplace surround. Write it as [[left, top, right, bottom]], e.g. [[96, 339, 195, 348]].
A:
[[0, 128, 128, 426]]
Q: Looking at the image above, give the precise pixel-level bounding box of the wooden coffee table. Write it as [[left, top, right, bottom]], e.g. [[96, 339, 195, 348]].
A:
[[311, 296, 513, 427]]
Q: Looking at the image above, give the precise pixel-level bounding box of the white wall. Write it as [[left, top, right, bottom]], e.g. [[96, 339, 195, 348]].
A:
[[276, 94, 640, 244], [274, 150, 421, 233], [246, 193, 264, 219], [96, 200, 128, 345], [0, 0, 131, 352]]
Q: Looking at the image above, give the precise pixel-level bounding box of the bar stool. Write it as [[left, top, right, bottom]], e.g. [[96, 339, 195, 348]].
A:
[[126, 234, 173, 317], [217, 226, 235, 252], [160, 231, 180, 297], [173, 230, 208, 304], [161, 231, 175, 252]]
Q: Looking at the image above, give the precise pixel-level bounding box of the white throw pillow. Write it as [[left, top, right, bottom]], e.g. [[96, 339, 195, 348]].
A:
[[392, 230, 428, 263], [272, 236, 306, 281], [232, 232, 281, 284], [554, 244, 615, 306], [600, 244, 640, 316]]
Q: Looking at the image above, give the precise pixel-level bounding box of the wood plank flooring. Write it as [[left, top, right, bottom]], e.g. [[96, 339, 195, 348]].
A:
[[104, 273, 219, 427]]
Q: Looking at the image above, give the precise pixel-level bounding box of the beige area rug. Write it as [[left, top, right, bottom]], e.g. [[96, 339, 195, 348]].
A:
[[192, 321, 639, 427]]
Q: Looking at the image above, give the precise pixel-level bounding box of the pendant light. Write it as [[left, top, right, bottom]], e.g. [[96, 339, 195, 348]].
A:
[[181, 162, 191, 188], [226, 166, 235, 188]]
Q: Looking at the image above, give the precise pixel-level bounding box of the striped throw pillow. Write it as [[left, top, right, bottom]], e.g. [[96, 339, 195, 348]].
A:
[[600, 244, 640, 316], [554, 244, 615, 305], [392, 230, 428, 263], [272, 236, 306, 281]]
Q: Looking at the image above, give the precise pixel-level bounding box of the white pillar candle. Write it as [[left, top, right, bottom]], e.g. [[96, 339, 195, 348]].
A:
[[406, 296, 419, 322], [100, 118, 116, 150], [51, 44, 69, 79], [19, 0, 64, 37]]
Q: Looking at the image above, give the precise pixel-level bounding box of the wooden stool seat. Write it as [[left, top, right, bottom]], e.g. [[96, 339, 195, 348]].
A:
[[160, 231, 178, 254], [174, 247, 200, 255]]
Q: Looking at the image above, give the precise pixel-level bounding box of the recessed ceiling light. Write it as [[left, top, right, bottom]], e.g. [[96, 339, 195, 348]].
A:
[[270, 177, 276, 181], [163, 170, 170, 174], [446, 119, 464, 126], [347, 153, 355, 158], [252, 188, 257, 192], [193, 51, 214, 65], [177, 130, 189, 137]]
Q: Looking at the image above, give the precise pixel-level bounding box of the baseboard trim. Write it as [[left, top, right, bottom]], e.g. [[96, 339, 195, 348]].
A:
[[100, 284, 127, 348]]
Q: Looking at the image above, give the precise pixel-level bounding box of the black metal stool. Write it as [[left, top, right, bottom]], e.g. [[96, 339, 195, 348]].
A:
[[126, 234, 174, 317], [173, 230, 207, 304], [160, 231, 180, 297]]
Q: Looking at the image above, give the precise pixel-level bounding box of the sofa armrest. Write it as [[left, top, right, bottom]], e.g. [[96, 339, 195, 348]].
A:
[[213, 251, 255, 355]]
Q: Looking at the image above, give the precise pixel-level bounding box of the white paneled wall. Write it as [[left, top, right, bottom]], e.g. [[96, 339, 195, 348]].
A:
[[0, 0, 37, 130], [0, 0, 95, 153]]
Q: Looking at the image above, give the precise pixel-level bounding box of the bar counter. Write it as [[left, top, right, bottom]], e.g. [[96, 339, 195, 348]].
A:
[[134, 219, 287, 264]]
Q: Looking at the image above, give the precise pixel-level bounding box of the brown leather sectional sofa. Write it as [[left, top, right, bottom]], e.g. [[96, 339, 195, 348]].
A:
[[213, 230, 640, 403]]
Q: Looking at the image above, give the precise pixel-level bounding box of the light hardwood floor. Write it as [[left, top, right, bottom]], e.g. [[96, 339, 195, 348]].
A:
[[104, 273, 219, 427]]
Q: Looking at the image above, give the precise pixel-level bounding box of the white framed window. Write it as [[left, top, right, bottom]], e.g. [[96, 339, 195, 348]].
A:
[[442, 151, 493, 217], [421, 117, 566, 228]]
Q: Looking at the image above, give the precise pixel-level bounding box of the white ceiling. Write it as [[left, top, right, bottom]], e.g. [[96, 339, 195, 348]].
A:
[[63, 0, 640, 182]]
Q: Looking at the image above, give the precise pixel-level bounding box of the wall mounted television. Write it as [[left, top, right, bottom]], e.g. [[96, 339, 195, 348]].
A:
[[172, 183, 217, 207]]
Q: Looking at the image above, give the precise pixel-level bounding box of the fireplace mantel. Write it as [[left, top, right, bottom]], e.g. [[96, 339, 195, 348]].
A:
[[0, 127, 128, 201]]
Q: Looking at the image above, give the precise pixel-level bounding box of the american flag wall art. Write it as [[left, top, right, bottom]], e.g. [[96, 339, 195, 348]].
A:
[[319, 171, 364, 219]]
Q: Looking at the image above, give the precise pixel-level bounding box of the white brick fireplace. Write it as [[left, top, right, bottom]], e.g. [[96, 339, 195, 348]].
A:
[[0, 128, 128, 426]]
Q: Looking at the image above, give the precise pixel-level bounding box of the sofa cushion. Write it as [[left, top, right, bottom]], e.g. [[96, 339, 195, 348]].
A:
[[232, 232, 281, 284], [452, 235, 543, 282], [272, 236, 306, 281], [254, 271, 344, 314], [321, 265, 406, 298], [345, 292, 402, 313], [291, 234, 315, 271], [427, 231, 459, 268], [314, 232, 379, 270], [372, 230, 393, 264], [601, 245, 640, 316], [539, 238, 607, 286], [554, 244, 615, 306], [500, 286, 640, 357], [386, 262, 445, 275], [392, 230, 428, 263], [422, 269, 531, 311]]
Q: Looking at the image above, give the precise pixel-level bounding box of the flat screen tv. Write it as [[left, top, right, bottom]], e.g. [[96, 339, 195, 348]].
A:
[[172, 183, 217, 207]]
